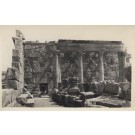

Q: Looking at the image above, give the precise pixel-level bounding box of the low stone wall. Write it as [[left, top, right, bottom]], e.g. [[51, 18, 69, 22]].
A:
[[2, 89, 22, 107]]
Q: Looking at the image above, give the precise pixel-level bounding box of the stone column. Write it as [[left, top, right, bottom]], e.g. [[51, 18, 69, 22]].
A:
[[99, 51, 104, 81], [78, 51, 84, 83], [118, 51, 127, 82], [53, 50, 61, 88]]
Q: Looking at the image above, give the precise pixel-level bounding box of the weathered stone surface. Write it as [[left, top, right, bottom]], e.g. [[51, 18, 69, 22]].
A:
[[24, 78, 35, 84], [86, 95, 128, 107], [74, 99, 84, 107], [32, 72, 41, 78], [96, 99, 127, 107], [33, 66, 41, 72], [25, 49, 40, 57], [11, 90, 21, 101], [26, 84, 39, 92], [78, 83, 84, 92], [35, 78, 47, 83], [12, 37, 22, 50], [12, 56, 20, 62], [24, 72, 32, 78], [12, 49, 20, 56], [24, 66, 32, 72], [24, 45, 32, 49], [104, 81, 111, 93], [110, 83, 119, 95], [6, 80, 19, 90], [2, 89, 21, 107], [24, 49, 30, 57], [97, 81, 105, 94], [26, 99, 35, 107], [12, 62, 20, 69], [2, 89, 12, 107], [92, 81, 105, 94], [16, 94, 29, 105], [119, 82, 131, 101], [104, 81, 119, 95], [6, 68, 19, 80], [80, 92, 99, 100]]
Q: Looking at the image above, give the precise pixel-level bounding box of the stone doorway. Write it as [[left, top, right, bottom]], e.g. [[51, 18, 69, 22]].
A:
[[39, 83, 48, 95]]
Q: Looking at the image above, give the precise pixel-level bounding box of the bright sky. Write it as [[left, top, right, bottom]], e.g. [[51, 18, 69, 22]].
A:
[[0, 25, 135, 71]]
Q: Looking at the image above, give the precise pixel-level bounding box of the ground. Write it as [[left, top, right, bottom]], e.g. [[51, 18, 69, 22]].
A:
[[34, 97, 61, 107]]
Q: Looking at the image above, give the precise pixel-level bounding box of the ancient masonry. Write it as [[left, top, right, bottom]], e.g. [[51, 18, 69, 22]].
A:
[[2, 30, 131, 107]]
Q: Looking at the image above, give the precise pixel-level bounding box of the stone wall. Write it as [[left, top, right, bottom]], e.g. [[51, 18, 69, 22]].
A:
[[23, 41, 55, 93]]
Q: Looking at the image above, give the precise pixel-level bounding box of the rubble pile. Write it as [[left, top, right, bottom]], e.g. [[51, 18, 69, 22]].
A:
[[52, 77, 131, 107]]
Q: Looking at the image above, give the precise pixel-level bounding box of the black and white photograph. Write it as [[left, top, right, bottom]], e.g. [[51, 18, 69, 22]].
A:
[[0, 25, 134, 109]]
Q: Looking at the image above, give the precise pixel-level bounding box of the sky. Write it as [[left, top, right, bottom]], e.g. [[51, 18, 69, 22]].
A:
[[0, 25, 135, 71]]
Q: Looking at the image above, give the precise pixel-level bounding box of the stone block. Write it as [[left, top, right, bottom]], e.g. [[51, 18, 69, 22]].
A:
[[83, 83, 90, 92], [27, 84, 39, 92], [35, 78, 47, 83], [24, 45, 32, 49], [119, 82, 131, 101], [12, 56, 20, 62], [78, 83, 84, 92], [27, 50, 40, 57], [6, 68, 20, 80], [26, 99, 35, 107], [2, 89, 13, 107], [67, 95, 77, 106], [96, 99, 127, 107], [16, 94, 29, 105], [104, 81, 119, 95], [110, 83, 119, 95], [80, 92, 99, 100], [12, 49, 20, 56], [11, 89, 21, 102], [24, 67, 32, 72], [33, 67, 41, 72], [24, 72, 32, 79], [6, 80, 19, 90], [32, 72, 41, 78], [24, 49, 30, 57], [25, 78, 35, 84], [74, 99, 84, 107], [12, 62, 20, 69], [89, 82, 99, 92], [104, 81, 112, 93], [97, 81, 105, 94]]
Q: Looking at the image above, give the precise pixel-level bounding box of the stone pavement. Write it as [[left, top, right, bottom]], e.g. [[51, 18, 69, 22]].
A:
[[34, 97, 61, 107]]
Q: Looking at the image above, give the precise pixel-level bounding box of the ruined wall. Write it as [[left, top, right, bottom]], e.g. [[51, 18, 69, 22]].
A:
[[2, 30, 25, 107], [23, 41, 55, 94]]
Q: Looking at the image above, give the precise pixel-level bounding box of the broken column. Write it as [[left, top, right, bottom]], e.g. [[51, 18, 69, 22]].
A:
[[118, 51, 127, 82], [99, 51, 104, 81]]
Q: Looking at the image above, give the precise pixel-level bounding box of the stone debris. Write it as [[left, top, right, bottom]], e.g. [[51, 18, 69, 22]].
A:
[[119, 82, 131, 101]]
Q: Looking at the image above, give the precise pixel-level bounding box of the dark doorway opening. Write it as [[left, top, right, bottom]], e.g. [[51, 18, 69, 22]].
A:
[[39, 83, 48, 95]]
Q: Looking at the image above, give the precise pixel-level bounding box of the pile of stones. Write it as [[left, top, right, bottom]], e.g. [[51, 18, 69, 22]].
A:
[[52, 77, 131, 107]]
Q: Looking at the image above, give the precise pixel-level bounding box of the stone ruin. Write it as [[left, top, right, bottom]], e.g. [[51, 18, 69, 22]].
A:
[[2, 30, 132, 107]]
